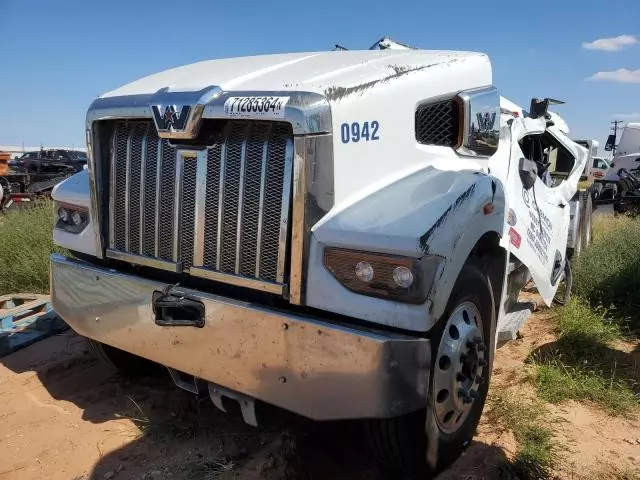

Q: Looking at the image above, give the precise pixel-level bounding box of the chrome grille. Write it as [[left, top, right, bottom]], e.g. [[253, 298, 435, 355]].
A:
[[107, 120, 293, 288]]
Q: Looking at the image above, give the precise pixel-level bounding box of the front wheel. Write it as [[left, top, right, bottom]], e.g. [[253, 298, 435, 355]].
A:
[[366, 262, 495, 476]]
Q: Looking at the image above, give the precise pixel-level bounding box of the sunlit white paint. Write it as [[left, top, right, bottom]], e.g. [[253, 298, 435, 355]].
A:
[[57, 49, 585, 332]]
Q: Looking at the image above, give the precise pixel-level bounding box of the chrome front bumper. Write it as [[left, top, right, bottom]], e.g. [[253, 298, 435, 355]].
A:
[[50, 254, 430, 420]]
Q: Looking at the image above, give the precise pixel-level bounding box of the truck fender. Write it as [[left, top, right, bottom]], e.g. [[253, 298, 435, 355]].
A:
[[419, 174, 506, 326], [309, 167, 505, 332]]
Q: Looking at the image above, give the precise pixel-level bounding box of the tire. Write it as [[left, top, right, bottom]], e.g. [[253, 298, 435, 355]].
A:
[[366, 262, 495, 476], [553, 258, 572, 306], [591, 183, 603, 211], [87, 338, 163, 377], [580, 191, 593, 251]]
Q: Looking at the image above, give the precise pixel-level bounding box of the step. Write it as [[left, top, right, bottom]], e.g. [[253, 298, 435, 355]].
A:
[[497, 301, 535, 346]]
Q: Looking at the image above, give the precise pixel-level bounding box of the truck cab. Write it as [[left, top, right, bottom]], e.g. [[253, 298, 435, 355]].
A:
[[50, 44, 587, 475]]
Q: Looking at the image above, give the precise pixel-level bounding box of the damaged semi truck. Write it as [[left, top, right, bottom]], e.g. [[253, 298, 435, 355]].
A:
[[50, 40, 590, 475]]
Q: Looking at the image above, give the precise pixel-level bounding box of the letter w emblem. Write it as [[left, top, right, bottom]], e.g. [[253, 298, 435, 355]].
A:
[[476, 112, 496, 131], [151, 105, 191, 131]]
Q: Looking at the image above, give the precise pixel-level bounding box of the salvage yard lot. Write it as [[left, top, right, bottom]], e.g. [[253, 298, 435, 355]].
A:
[[0, 203, 638, 479]]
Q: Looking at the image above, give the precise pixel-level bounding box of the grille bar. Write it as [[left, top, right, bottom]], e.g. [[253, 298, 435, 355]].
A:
[[138, 125, 148, 255], [153, 134, 162, 257], [255, 126, 270, 277], [172, 150, 183, 262], [192, 150, 207, 267], [124, 132, 132, 252], [107, 120, 293, 289], [235, 128, 248, 274]]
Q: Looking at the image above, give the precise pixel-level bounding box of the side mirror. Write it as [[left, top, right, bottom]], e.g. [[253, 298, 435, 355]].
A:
[[519, 157, 538, 190]]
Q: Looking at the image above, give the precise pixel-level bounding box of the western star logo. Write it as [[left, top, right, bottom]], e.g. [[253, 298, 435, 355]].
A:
[[151, 105, 191, 131], [476, 112, 497, 131]]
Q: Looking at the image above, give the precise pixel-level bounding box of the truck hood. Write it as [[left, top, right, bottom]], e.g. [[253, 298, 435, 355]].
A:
[[101, 50, 487, 99]]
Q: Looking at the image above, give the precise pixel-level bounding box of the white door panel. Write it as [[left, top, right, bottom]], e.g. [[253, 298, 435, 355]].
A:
[[502, 124, 575, 306]]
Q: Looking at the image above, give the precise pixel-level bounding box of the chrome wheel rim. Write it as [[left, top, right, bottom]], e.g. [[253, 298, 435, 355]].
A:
[[433, 302, 486, 435]]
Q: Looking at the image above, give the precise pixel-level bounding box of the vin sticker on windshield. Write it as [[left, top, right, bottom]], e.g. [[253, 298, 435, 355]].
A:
[[223, 96, 290, 118]]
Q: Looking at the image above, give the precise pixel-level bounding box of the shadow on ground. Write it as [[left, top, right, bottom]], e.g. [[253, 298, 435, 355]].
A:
[[1, 333, 514, 480]]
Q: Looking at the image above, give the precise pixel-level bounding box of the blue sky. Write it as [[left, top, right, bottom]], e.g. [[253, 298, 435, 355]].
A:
[[1, 0, 639, 150]]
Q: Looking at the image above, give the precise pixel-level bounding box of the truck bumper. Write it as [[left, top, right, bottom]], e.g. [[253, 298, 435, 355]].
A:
[[50, 254, 430, 421]]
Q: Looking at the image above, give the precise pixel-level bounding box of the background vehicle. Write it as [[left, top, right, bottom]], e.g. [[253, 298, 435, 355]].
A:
[[50, 41, 590, 476], [10, 149, 87, 174], [593, 124, 640, 212], [0, 148, 80, 211], [590, 156, 610, 180]]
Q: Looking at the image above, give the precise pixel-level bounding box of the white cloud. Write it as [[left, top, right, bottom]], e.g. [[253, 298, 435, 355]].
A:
[[587, 69, 640, 83], [582, 35, 638, 51], [613, 112, 640, 120]]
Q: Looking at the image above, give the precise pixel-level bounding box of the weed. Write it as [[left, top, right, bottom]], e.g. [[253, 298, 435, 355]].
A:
[[529, 298, 638, 415], [116, 395, 198, 441], [187, 458, 238, 480], [0, 200, 61, 295], [573, 215, 640, 336], [556, 299, 620, 344], [487, 391, 559, 479], [534, 362, 638, 415]]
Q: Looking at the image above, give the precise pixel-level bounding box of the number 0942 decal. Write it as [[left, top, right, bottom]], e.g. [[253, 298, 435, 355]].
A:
[[340, 121, 380, 143]]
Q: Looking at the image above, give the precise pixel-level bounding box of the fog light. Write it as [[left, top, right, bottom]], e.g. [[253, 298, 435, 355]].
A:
[[71, 210, 83, 226], [355, 261, 374, 282], [58, 207, 69, 223], [55, 202, 88, 234], [393, 266, 414, 288]]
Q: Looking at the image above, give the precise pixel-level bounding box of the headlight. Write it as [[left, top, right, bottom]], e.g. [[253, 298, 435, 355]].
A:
[[323, 248, 441, 304], [55, 202, 89, 234]]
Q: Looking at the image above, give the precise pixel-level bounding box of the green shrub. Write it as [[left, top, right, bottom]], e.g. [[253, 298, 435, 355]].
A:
[[573, 215, 640, 335], [0, 201, 57, 295], [534, 362, 638, 415], [530, 298, 638, 415], [556, 299, 620, 345]]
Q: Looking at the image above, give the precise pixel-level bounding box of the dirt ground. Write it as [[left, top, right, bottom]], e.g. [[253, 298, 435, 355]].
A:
[[0, 302, 638, 480]]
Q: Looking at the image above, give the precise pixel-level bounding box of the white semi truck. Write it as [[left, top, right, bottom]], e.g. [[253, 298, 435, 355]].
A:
[[50, 41, 590, 475]]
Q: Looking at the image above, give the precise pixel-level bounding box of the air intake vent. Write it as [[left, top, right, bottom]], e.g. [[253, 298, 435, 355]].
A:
[[415, 99, 460, 147]]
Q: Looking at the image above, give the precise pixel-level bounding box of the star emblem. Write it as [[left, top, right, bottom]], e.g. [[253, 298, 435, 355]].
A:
[[163, 106, 177, 127]]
